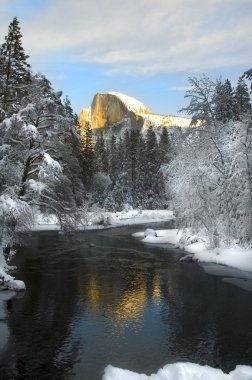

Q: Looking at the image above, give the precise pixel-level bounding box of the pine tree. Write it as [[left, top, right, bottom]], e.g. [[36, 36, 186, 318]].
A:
[[0, 17, 31, 117], [63, 96, 75, 119], [134, 132, 146, 207], [82, 123, 95, 186], [108, 134, 119, 182], [243, 68, 252, 92], [121, 130, 133, 202], [234, 77, 251, 118], [159, 127, 170, 164], [145, 126, 160, 208], [214, 79, 235, 122], [94, 132, 108, 173]]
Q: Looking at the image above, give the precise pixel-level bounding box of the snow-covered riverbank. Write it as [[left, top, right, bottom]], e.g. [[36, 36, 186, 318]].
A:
[[0, 248, 26, 292], [32, 209, 174, 231], [102, 362, 252, 380], [133, 228, 252, 276]]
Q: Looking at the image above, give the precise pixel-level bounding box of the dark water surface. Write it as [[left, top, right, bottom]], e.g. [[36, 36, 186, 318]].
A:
[[0, 223, 252, 379]]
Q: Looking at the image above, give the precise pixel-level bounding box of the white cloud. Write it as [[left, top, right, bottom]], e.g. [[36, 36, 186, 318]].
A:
[[1, 0, 252, 75], [169, 85, 192, 91]]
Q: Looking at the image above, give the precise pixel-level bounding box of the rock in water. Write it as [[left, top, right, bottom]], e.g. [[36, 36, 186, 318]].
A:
[[144, 228, 157, 237]]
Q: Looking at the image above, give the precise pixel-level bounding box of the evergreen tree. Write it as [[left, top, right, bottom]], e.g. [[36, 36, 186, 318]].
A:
[[94, 132, 108, 173], [145, 126, 160, 208], [120, 130, 133, 203], [134, 132, 146, 207], [243, 68, 252, 92], [130, 130, 139, 203], [63, 96, 76, 119], [82, 123, 95, 186], [234, 77, 251, 118], [60, 95, 87, 205], [159, 127, 170, 164], [108, 134, 119, 182], [0, 17, 31, 117], [214, 79, 235, 122]]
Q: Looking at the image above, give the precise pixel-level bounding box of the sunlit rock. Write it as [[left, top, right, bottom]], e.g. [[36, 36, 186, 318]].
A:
[[79, 92, 193, 135]]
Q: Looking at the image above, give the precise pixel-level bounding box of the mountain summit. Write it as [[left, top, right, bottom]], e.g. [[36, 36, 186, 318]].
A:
[[79, 92, 192, 133]]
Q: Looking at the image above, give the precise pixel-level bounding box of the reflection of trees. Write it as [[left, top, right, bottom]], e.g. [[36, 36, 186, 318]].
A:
[[159, 262, 252, 372], [1, 233, 80, 379]]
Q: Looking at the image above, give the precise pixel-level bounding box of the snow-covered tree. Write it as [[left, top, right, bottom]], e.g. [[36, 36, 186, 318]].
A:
[[159, 127, 170, 163], [243, 68, 252, 92], [0, 71, 87, 231], [234, 77, 251, 119], [94, 132, 108, 173], [179, 75, 216, 126], [108, 134, 119, 182], [214, 79, 235, 122], [0, 17, 31, 118], [165, 74, 252, 247]]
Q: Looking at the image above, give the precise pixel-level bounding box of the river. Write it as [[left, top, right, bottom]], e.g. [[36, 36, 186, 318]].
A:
[[0, 222, 252, 379]]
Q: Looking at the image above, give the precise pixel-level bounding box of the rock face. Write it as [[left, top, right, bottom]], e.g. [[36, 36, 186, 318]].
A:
[[79, 92, 193, 134]]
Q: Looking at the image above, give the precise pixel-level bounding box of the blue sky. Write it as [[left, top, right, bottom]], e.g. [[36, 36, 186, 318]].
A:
[[0, 0, 251, 115]]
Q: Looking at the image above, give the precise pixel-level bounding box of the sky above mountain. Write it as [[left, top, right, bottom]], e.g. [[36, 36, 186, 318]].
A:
[[1, 0, 251, 115]]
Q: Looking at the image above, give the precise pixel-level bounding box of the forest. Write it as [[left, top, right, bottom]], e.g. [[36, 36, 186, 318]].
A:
[[0, 17, 252, 280]]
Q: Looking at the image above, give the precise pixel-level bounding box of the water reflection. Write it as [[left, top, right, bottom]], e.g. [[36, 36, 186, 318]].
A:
[[0, 290, 15, 351], [200, 262, 252, 292], [111, 274, 147, 324], [0, 227, 252, 380], [152, 273, 161, 303]]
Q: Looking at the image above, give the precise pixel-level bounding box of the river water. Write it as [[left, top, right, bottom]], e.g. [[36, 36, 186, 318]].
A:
[[0, 223, 252, 379]]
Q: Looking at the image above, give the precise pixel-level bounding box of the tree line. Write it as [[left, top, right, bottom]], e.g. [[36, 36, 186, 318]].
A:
[[90, 126, 170, 210], [165, 73, 252, 247]]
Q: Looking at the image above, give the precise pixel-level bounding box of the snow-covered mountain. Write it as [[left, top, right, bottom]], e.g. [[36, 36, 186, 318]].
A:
[[79, 92, 193, 135]]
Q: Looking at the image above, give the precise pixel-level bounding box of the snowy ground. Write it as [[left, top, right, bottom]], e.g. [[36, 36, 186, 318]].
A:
[[32, 209, 174, 231], [102, 363, 252, 380], [133, 228, 252, 275]]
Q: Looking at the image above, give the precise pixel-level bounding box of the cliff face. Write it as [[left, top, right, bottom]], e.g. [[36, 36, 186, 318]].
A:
[[91, 93, 137, 129], [79, 92, 192, 133]]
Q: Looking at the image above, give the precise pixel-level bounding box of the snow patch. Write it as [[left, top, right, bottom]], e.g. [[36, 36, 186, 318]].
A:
[[194, 246, 252, 273], [108, 92, 150, 113], [102, 363, 252, 380], [28, 179, 46, 193], [43, 153, 62, 170], [22, 124, 39, 138], [0, 267, 25, 292], [134, 228, 252, 274], [144, 229, 157, 237], [133, 229, 183, 245]]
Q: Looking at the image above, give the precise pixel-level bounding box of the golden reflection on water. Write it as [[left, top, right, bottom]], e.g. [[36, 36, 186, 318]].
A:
[[86, 275, 101, 313], [78, 269, 164, 328], [112, 275, 147, 325], [152, 273, 161, 303]]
